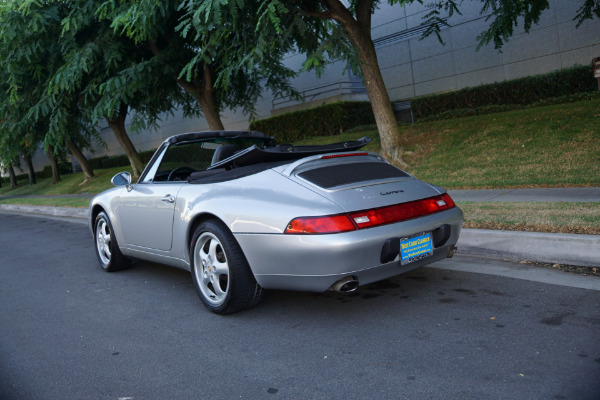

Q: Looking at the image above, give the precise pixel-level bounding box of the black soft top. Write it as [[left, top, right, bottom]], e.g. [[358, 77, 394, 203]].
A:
[[167, 130, 275, 145], [208, 136, 371, 170], [188, 136, 371, 184]]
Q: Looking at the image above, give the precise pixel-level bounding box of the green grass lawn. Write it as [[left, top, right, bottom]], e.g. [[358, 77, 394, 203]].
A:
[[0, 166, 133, 197], [305, 98, 600, 189]]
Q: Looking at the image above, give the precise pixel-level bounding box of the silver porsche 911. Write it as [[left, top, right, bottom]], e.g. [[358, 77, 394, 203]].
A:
[[89, 130, 463, 314]]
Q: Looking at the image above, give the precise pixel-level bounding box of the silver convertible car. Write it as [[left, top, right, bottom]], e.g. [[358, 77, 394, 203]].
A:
[[89, 131, 463, 314]]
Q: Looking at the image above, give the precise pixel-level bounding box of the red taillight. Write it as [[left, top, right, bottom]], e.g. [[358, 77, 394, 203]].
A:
[[284, 194, 455, 234], [285, 215, 357, 234], [321, 152, 369, 159], [440, 193, 455, 208], [349, 194, 456, 229]]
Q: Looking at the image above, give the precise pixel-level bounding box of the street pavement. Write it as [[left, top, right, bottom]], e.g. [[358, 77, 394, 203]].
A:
[[1, 187, 599, 267], [1, 212, 599, 400]]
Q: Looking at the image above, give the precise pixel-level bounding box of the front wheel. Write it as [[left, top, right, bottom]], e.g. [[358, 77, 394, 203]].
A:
[[94, 211, 131, 272], [190, 220, 264, 314]]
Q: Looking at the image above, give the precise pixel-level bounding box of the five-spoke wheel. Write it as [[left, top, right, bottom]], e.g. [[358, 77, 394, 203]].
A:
[[96, 217, 112, 265], [94, 211, 130, 272], [191, 220, 264, 314], [194, 232, 230, 306]]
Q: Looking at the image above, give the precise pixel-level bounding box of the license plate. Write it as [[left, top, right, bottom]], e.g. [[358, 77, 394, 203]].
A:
[[400, 232, 433, 265]]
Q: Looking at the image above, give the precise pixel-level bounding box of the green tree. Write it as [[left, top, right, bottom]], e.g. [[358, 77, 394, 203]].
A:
[[55, 0, 199, 178], [0, 1, 98, 183], [100, 0, 301, 130], [254, 0, 599, 165]]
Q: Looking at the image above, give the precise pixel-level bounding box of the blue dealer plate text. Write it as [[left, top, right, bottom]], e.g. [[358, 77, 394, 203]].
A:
[[400, 233, 433, 265]]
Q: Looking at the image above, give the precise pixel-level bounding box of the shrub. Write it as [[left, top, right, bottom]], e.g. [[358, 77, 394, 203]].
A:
[[41, 163, 73, 178], [411, 65, 597, 120], [249, 101, 375, 143], [417, 92, 600, 123], [87, 149, 156, 170]]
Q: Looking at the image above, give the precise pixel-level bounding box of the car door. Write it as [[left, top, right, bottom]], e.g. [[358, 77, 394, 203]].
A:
[[117, 183, 182, 251], [116, 140, 215, 252]]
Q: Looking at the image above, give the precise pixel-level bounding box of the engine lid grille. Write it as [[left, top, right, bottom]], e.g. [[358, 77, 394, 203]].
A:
[[298, 162, 410, 189]]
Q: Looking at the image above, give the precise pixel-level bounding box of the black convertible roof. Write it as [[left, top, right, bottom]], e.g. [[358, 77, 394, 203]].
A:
[[167, 130, 274, 144], [208, 136, 372, 170], [187, 135, 372, 184]]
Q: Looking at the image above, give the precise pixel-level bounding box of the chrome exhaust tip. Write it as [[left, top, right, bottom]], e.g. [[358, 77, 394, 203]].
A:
[[447, 246, 457, 258], [330, 276, 359, 293]]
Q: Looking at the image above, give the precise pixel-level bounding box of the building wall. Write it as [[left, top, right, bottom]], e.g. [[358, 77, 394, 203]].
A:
[[374, 0, 600, 99], [18, 0, 600, 175]]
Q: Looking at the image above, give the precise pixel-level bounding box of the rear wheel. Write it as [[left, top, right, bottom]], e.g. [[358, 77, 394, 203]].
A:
[[190, 220, 264, 314], [94, 211, 131, 272]]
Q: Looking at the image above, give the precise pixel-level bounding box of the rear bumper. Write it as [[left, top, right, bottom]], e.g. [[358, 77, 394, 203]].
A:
[[234, 207, 463, 292]]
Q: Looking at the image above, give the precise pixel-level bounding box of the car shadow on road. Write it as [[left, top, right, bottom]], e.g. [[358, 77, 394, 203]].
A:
[[120, 259, 477, 319]]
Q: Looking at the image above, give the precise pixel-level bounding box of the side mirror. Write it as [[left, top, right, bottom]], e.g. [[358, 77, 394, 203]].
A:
[[111, 172, 132, 190]]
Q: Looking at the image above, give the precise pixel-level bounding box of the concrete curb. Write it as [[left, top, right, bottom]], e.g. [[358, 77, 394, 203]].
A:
[[0, 204, 88, 219], [458, 229, 600, 268], [1, 204, 598, 268]]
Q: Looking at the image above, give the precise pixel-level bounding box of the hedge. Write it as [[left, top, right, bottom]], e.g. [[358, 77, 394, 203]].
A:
[[249, 101, 375, 143], [417, 92, 600, 122], [88, 149, 155, 170], [411, 65, 597, 120]]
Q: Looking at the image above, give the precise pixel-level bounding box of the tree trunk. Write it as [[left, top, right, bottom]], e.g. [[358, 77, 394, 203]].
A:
[[196, 64, 225, 130], [66, 138, 95, 183], [47, 145, 61, 184], [23, 152, 37, 186], [106, 103, 144, 178], [325, 0, 405, 165], [176, 66, 225, 130], [146, 40, 225, 131], [354, 39, 404, 165], [8, 165, 18, 189]]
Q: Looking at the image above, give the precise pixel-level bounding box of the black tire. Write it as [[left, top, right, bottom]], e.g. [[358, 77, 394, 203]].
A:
[[94, 211, 131, 272], [190, 220, 264, 314]]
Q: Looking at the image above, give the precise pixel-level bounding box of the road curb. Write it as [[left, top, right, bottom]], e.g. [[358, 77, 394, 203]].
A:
[[0, 204, 88, 219], [458, 228, 600, 268], [1, 204, 598, 268]]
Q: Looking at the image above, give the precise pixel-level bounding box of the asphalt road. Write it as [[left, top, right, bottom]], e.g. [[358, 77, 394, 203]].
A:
[[1, 213, 599, 400]]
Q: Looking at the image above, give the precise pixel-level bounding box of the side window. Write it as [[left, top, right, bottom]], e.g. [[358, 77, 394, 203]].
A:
[[151, 142, 217, 182]]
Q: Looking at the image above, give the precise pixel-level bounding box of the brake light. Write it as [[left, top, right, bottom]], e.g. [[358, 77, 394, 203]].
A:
[[349, 194, 455, 229], [285, 215, 357, 234], [284, 194, 455, 234], [321, 152, 369, 159]]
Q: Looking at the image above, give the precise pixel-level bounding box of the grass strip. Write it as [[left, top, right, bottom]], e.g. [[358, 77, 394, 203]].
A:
[[457, 201, 600, 235], [0, 197, 90, 208]]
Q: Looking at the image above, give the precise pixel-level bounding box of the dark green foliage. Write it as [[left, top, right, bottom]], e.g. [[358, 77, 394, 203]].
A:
[[30, 163, 73, 180], [249, 102, 375, 143], [417, 92, 600, 122], [88, 149, 155, 170], [411, 65, 597, 120]]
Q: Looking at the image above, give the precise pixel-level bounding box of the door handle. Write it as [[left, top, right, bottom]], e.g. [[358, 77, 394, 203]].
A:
[[161, 195, 175, 204]]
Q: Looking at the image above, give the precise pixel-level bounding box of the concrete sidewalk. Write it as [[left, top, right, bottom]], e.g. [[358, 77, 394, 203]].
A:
[[1, 187, 599, 268]]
